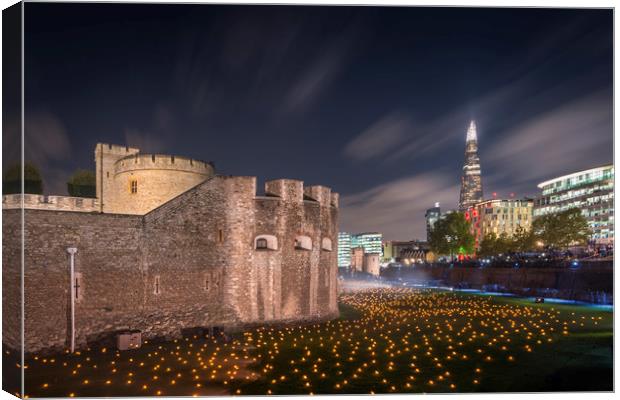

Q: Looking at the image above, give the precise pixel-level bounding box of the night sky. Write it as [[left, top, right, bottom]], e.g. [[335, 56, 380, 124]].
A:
[[13, 3, 613, 240]]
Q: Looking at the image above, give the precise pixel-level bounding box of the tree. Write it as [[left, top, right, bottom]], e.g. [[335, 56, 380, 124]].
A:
[[512, 225, 535, 252], [478, 229, 531, 258], [67, 169, 96, 198], [478, 233, 500, 258], [2, 162, 43, 194], [428, 212, 475, 260], [532, 208, 591, 249]]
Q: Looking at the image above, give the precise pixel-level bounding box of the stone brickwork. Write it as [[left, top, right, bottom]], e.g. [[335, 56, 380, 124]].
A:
[[362, 254, 380, 276], [95, 143, 215, 215], [3, 175, 339, 354], [3, 194, 99, 212]]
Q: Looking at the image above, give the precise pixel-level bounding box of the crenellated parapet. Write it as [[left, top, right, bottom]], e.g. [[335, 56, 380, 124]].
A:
[[95, 143, 215, 215], [95, 143, 140, 157], [264, 179, 304, 203], [303, 185, 332, 207], [2, 194, 99, 212], [261, 179, 339, 209], [330, 192, 339, 208], [114, 153, 214, 176]]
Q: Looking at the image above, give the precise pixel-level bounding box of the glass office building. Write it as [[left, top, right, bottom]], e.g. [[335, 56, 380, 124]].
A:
[[338, 232, 352, 268], [534, 165, 614, 243], [351, 232, 384, 257], [425, 203, 441, 241]]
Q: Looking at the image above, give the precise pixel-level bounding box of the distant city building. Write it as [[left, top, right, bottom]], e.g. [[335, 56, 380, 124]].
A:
[[351, 232, 383, 257], [533, 165, 614, 244], [337, 232, 352, 268], [382, 240, 430, 264], [466, 199, 534, 248], [459, 121, 484, 210], [351, 247, 365, 272], [425, 202, 441, 241]]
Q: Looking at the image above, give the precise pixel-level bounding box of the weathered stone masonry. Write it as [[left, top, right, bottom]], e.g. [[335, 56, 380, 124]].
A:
[[3, 148, 339, 354]]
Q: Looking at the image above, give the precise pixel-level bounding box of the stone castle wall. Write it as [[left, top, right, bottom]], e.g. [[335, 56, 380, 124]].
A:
[[3, 194, 99, 212], [95, 143, 140, 212], [95, 143, 215, 215], [3, 175, 339, 353]]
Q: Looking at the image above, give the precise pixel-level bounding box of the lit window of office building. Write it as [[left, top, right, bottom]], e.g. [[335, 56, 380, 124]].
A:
[[534, 165, 614, 244], [351, 232, 383, 258], [466, 198, 534, 248], [337, 232, 352, 268], [425, 202, 441, 241]]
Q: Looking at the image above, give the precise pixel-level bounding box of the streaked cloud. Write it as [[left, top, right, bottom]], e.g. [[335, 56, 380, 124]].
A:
[[343, 112, 412, 161], [483, 89, 613, 193], [282, 26, 359, 115], [340, 172, 459, 240], [124, 128, 167, 154], [23, 111, 73, 194]]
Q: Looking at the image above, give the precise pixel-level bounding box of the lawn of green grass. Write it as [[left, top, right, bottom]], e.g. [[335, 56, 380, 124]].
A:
[[6, 288, 613, 397]]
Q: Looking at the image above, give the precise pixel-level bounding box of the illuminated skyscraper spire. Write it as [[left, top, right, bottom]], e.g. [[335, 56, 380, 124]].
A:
[[466, 120, 477, 142], [459, 120, 483, 210]]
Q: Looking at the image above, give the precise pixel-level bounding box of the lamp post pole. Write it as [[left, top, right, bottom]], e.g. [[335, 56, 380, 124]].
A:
[[67, 247, 78, 353]]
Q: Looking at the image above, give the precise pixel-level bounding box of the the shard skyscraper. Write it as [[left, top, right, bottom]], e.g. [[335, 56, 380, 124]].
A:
[[458, 121, 483, 210]]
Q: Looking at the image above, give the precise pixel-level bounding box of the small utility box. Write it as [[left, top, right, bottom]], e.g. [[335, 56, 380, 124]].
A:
[[117, 330, 142, 350]]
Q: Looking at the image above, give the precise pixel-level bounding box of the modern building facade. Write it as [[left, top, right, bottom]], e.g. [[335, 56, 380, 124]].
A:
[[351, 232, 383, 257], [425, 203, 441, 241], [383, 240, 430, 264], [337, 232, 352, 268], [465, 198, 534, 248], [459, 121, 484, 210], [533, 165, 614, 244]]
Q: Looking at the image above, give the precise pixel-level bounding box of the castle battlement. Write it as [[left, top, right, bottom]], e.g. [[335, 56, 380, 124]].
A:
[[114, 153, 214, 176], [304, 185, 332, 207], [264, 179, 304, 203], [3, 143, 339, 354], [95, 143, 140, 156], [261, 179, 339, 208], [2, 193, 99, 212]]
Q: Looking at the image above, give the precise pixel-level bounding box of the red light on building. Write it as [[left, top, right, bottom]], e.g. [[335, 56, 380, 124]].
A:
[[465, 211, 470, 221]]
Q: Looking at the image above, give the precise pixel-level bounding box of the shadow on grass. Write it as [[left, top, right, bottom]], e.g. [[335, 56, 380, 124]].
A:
[[545, 366, 613, 391]]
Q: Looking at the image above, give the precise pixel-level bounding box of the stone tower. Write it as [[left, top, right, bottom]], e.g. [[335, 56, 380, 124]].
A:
[[459, 120, 483, 210]]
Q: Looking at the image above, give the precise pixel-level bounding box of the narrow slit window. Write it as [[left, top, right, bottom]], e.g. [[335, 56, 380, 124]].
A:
[[154, 275, 160, 295], [130, 179, 138, 194], [218, 229, 224, 243]]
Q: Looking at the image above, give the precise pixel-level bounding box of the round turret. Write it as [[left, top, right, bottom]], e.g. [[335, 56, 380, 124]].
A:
[[105, 152, 215, 214]]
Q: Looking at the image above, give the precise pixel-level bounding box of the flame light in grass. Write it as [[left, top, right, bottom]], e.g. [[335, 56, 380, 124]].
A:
[[14, 288, 611, 397]]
